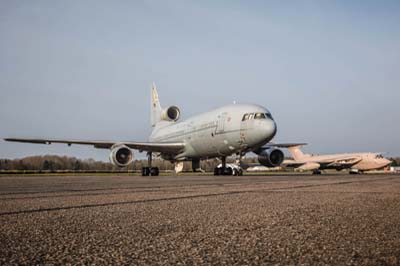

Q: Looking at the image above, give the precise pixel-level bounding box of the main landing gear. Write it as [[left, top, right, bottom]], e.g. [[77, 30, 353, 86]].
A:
[[141, 152, 159, 176], [312, 169, 322, 175]]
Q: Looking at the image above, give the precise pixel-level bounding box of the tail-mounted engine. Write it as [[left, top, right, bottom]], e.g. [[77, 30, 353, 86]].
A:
[[161, 106, 180, 122], [109, 144, 134, 167], [258, 149, 284, 167]]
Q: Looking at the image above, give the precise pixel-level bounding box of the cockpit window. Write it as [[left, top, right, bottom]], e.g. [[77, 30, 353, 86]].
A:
[[376, 154, 383, 159], [243, 113, 272, 121], [254, 113, 266, 119]]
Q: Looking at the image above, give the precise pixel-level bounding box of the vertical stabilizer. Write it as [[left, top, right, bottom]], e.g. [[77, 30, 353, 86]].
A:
[[151, 83, 162, 127], [288, 145, 307, 161]]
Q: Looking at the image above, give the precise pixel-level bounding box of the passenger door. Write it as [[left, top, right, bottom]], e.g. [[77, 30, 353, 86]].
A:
[[215, 113, 227, 135], [240, 113, 252, 146]]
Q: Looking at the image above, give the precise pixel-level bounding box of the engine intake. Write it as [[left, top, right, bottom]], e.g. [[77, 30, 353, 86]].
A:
[[258, 149, 284, 167], [109, 145, 134, 167], [161, 106, 180, 122]]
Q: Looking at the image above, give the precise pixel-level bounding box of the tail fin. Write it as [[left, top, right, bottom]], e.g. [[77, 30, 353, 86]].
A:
[[151, 83, 162, 127], [288, 145, 308, 161]]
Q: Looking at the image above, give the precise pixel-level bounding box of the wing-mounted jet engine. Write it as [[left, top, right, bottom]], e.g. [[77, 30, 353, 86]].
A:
[[109, 144, 134, 167], [255, 143, 308, 168], [257, 149, 285, 167], [161, 106, 181, 122]]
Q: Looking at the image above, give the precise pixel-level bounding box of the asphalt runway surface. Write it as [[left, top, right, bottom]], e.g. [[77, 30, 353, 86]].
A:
[[1, 174, 400, 265]]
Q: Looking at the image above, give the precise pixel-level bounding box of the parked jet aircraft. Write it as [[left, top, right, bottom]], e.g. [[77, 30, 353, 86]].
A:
[[5, 84, 294, 176], [284, 144, 392, 174]]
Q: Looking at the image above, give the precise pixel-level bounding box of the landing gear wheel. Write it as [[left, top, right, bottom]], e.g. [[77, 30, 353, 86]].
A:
[[232, 169, 242, 176], [350, 170, 362, 175], [150, 167, 159, 176], [312, 170, 322, 175], [214, 167, 220, 176], [142, 167, 150, 176], [224, 167, 233, 176], [218, 167, 224, 176]]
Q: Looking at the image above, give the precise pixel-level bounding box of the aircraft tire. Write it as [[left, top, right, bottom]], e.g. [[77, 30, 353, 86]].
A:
[[142, 167, 150, 176], [150, 167, 159, 176], [224, 167, 233, 176], [214, 167, 220, 176], [218, 167, 225, 176], [233, 169, 241, 176]]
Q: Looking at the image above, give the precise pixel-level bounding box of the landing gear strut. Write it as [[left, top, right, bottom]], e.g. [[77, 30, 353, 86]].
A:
[[141, 152, 159, 176], [192, 159, 205, 173]]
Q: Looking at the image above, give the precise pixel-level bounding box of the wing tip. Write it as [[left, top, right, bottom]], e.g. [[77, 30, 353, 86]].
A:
[[3, 138, 49, 144]]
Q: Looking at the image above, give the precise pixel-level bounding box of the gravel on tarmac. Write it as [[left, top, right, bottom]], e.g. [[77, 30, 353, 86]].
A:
[[1, 174, 400, 265]]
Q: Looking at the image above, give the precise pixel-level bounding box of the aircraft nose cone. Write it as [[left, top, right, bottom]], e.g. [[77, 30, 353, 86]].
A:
[[383, 158, 392, 167], [262, 119, 277, 141]]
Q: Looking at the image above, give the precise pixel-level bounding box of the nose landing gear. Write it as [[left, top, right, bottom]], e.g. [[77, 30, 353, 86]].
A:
[[213, 156, 243, 176]]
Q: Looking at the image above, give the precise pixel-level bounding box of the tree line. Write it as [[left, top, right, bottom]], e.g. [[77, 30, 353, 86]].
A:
[[0, 155, 260, 172], [0, 155, 397, 172], [391, 158, 400, 167]]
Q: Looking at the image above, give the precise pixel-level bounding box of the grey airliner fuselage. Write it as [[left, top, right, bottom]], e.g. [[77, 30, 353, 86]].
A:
[[4, 84, 281, 176], [150, 103, 277, 161]]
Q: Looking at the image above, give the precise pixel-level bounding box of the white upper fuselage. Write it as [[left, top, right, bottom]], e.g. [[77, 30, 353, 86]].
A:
[[149, 104, 277, 161]]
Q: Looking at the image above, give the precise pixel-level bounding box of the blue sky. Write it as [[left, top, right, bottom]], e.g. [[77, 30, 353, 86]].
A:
[[1, 0, 399, 160]]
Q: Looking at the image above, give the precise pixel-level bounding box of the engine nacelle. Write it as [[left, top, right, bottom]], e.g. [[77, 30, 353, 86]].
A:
[[258, 149, 284, 167], [161, 106, 180, 122], [109, 144, 134, 167]]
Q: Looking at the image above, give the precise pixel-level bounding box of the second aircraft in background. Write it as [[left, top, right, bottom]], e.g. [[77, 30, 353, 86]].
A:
[[283, 144, 391, 174]]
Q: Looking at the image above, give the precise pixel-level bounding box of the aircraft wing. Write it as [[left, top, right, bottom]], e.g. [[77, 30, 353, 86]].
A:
[[262, 143, 308, 149], [4, 138, 185, 154], [324, 157, 362, 168]]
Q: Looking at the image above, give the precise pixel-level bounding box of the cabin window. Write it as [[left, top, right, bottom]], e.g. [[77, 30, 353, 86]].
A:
[[254, 113, 266, 119]]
